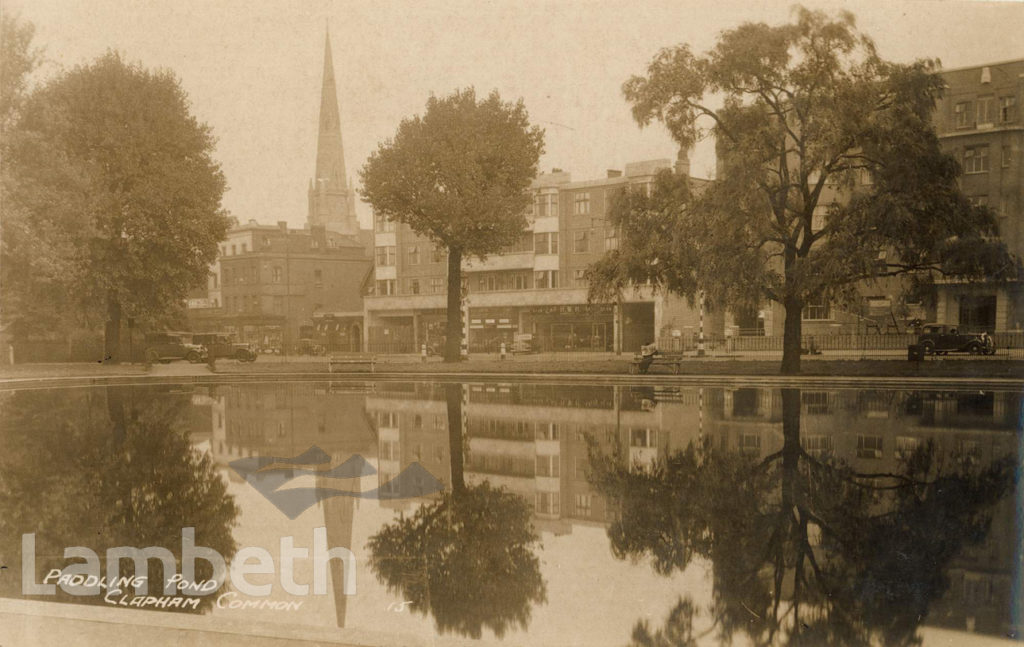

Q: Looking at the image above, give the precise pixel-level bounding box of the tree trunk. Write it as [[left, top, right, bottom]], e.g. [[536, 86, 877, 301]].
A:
[[781, 296, 803, 375], [444, 382, 466, 496], [444, 248, 463, 363], [104, 291, 121, 364]]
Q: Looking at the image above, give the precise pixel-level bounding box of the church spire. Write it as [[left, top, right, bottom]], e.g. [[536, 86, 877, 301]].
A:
[[308, 27, 357, 234]]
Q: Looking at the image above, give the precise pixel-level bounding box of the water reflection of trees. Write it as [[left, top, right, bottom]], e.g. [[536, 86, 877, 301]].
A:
[[366, 382, 547, 639], [0, 386, 238, 612], [590, 389, 1016, 647]]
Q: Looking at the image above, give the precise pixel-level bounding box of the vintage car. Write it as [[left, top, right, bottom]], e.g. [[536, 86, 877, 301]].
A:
[[916, 325, 996, 355], [144, 332, 208, 363], [190, 332, 257, 362]]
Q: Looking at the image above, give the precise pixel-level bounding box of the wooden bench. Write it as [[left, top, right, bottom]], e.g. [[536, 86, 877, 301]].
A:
[[629, 353, 685, 374], [328, 352, 377, 373]]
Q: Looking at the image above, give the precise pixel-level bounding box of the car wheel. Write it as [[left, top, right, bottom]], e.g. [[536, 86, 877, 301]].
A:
[[235, 350, 249, 362], [966, 343, 982, 355], [920, 341, 934, 355], [186, 351, 200, 363], [146, 349, 160, 364]]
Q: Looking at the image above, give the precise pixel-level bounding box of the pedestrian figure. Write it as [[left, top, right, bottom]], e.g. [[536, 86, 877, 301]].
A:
[[639, 341, 659, 374]]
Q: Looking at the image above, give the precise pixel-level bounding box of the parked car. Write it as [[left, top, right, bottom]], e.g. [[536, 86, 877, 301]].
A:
[[190, 332, 256, 362], [295, 338, 326, 356], [916, 325, 996, 355], [144, 332, 207, 364]]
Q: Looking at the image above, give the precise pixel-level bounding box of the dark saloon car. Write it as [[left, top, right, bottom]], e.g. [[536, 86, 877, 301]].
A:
[[191, 332, 257, 362], [144, 332, 208, 363], [916, 324, 995, 355]]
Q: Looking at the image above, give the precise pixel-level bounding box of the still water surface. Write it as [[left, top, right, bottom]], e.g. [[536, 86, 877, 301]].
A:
[[0, 381, 1020, 646]]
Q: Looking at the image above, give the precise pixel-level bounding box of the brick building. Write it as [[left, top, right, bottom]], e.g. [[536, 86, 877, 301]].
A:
[[932, 59, 1023, 332], [363, 156, 721, 354]]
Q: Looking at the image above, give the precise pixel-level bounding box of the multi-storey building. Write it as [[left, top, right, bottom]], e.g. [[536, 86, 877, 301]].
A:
[[933, 59, 1024, 332], [188, 30, 371, 348], [189, 221, 370, 350], [363, 156, 724, 353]]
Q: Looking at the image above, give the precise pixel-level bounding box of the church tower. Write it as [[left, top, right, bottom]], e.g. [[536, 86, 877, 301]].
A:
[[308, 28, 358, 235]]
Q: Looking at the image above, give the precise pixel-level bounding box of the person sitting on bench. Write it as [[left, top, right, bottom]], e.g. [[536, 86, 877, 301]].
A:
[[639, 342, 659, 374]]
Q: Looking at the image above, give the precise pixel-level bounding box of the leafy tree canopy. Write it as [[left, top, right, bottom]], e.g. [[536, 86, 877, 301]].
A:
[[1, 52, 229, 341], [589, 7, 1016, 372], [360, 88, 543, 361]]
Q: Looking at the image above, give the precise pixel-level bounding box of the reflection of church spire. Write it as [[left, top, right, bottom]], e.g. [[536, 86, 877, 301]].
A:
[[308, 28, 357, 235], [322, 472, 356, 628]]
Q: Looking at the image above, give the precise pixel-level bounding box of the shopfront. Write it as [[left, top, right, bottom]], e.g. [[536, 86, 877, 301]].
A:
[[522, 304, 614, 352]]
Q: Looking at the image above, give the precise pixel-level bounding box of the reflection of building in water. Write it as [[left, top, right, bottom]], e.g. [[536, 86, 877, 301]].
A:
[[707, 386, 1022, 640], [191, 382, 377, 628], [364, 382, 714, 532]]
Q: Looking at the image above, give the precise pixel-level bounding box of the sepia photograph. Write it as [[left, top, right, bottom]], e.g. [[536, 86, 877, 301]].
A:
[[0, 0, 1022, 645]]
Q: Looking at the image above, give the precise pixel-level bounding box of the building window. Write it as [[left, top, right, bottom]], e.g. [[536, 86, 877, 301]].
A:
[[630, 428, 657, 448], [802, 391, 830, 414], [431, 244, 445, 263], [375, 279, 396, 296], [534, 232, 558, 254], [535, 270, 558, 289], [374, 214, 395, 233], [605, 228, 619, 251], [513, 273, 528, 290], [574, 494, 592, 517], [999, 95, 1017, 123], [272, 267, 283, 284], [262, 236, 271, 248], [964, 146, 990, 174], [535, 455, 559, 478], [408, 279, 420, 295], [429, 277, 445, 294], [1003, 146, 1013, 168], [534, 194, 548, 218], [211, 273, 218, 289], [573, 269, 587, 287], [976, 96, 994, 125], [503, 231, 534, 254], [573, 192, 591, 215], [535, 492, 559, 515], [801, 435, 834, 459], [573, 230, 590, 253], [231, 244, 237, 255], [273, 296, 284, 313], [313, 268, 323, 288], [574, 457, 587, 479], [803, 297, 831, 320], [407, 245, 420, 265], [857, 435, 884, 459], [968, 196, 988, 208], [251, 295, 260, 312], [895, 436, 922, 460], [954, 102, 971, 128], [375, 246, 396, 266]]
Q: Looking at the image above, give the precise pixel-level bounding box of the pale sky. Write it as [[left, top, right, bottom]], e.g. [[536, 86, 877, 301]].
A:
[[8, 0, 1024, 228]]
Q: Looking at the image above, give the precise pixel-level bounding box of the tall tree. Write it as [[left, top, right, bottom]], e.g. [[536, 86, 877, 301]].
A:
[[588, 7, 1016, 373], [2, 53, 229, 361], [360, 88, 544, 362]]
